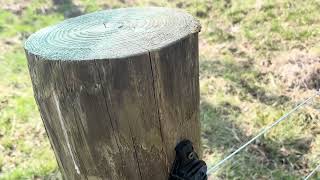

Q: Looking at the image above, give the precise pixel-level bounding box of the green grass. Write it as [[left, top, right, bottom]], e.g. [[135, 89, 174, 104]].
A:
[[1, 0, 320, 179]]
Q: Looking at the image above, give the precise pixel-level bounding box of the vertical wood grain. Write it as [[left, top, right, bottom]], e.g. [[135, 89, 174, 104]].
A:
[[26, 33, 200, 180]]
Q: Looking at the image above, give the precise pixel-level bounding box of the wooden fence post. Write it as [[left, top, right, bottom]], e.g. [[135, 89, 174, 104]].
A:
[[24, 7, 201, 180]]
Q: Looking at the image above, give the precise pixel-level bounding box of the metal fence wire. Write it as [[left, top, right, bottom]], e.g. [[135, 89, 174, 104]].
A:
[[206, 90, 320, 179]]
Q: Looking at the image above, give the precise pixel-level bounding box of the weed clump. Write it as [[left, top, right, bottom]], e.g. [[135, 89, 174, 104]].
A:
[[272, 50, 320, 90]]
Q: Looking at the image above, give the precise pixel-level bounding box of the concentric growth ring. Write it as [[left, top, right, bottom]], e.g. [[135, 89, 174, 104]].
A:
[[25, 7, 201, 61]]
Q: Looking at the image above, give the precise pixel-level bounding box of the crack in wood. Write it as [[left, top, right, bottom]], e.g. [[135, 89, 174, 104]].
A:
[[148, 50, 169, 170]]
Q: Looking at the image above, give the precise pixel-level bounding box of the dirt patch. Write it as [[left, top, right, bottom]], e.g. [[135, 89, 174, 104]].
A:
[[1, 0, 32, 15], [270, 50, 320, 90]]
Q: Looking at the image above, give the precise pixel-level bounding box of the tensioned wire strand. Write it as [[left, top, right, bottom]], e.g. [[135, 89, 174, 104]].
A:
[[207, 91, 320, 175], [304, 163, 320, 180]]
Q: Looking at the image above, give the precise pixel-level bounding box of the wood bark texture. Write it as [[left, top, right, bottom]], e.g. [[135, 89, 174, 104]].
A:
[[24, 7, 201, 180]]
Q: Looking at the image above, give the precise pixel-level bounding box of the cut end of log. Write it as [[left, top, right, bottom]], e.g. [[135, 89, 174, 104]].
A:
[[25, 7, 201, 179], [24, 7, 201, 61]]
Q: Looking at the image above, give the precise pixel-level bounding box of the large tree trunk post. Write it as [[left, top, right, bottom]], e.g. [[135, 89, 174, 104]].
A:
[[24, 7, 201, 180]]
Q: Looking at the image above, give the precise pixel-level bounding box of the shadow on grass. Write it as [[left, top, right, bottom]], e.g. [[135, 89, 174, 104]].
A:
[[51, 0, 83, 18], [200, 100, 313, 179], [200, 59, 290, 106]]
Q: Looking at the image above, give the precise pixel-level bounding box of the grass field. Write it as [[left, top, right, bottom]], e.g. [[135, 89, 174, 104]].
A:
[[1, 0, 320, 179]]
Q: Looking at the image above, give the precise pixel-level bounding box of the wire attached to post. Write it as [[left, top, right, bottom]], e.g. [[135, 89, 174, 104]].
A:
[[169, 140, 207, 180]]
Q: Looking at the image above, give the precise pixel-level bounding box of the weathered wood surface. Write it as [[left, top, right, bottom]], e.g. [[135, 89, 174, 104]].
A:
[[24, 7, 201, 180]]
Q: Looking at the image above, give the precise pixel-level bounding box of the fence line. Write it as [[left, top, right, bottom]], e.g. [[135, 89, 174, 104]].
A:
[[304, 163, 320, 180], [207, 91, 320, 175]]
